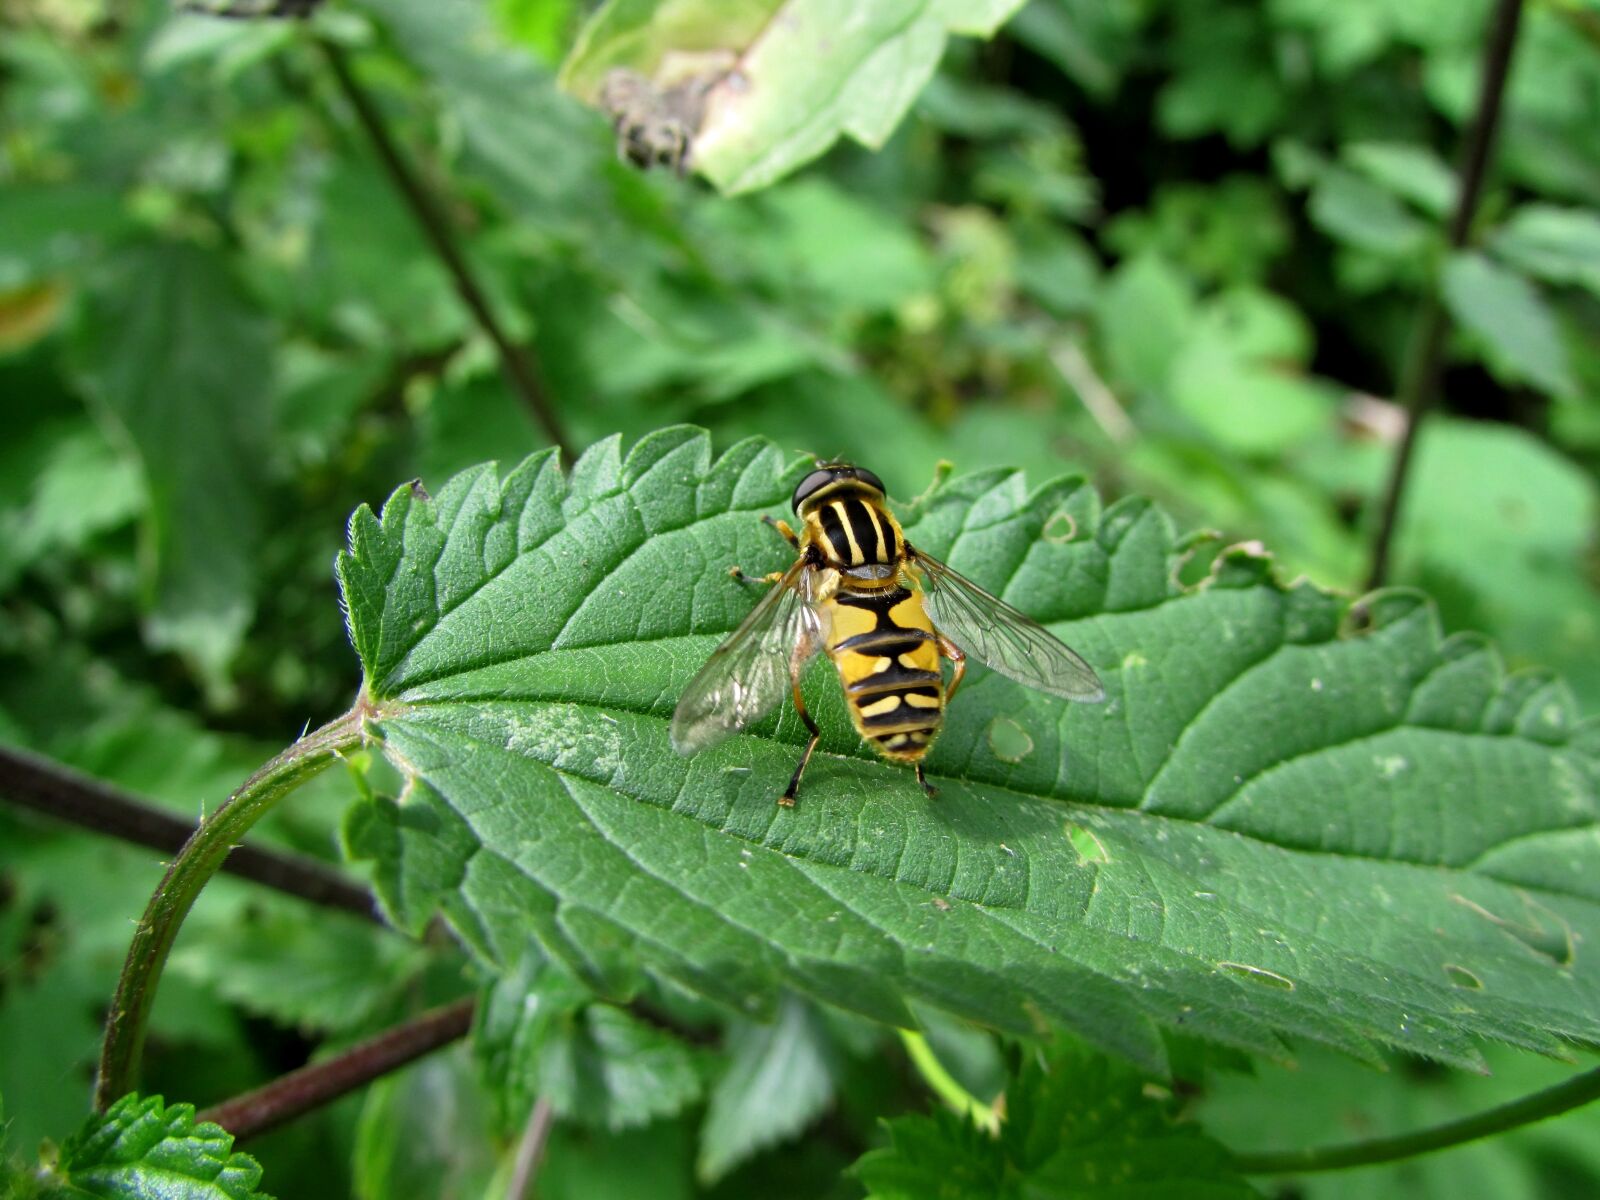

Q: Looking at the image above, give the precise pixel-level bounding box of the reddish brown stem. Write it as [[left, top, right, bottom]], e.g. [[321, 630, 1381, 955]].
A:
[[0, 743, 378, 923], [1365, 0, 1526, 590], [198, 997, 477, 1141]]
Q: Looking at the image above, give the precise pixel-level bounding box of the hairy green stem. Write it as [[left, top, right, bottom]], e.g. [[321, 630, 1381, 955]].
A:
[[198, 997, 476, 1141], [1234, 1061, 1600, 1175], [94, 711, 365, 1111], [899, 1030, 1001, 1134], [1364, 0, 1525, 590]]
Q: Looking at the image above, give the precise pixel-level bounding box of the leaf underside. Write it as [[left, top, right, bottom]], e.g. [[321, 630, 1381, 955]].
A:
[[338, 427, 1600, 1075]]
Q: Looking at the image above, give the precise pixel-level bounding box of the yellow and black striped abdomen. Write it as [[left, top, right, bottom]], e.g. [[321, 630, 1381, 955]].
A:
[[825, 583, 943, 762]]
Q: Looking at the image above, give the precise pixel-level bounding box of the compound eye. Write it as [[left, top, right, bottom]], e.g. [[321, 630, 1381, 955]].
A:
[[791, 468, 836, 513], [854, 468, 886, 494]]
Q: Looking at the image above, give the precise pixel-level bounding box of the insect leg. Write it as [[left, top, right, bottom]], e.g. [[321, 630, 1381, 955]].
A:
[[761, 515, 800, 547], [729, 566, 786, 586], [937, 632, 967, 703], [915, 762, 939, 798], [780, 658, 820, 807]]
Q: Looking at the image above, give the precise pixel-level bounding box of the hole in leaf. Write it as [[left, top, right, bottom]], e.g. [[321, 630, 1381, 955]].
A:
[[1042, 511, 1077, 543], [1444, 964, 1483, 989], [987, 716, 1034, 763], [1450, 892, 1575, 968], [1064, 823, 1109, 864], [1217, 962, 1295, 991]]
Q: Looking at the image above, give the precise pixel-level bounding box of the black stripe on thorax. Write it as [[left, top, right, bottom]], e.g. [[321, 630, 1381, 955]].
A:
[[817, 503, 853, 564], [840, 498, 887, 563]]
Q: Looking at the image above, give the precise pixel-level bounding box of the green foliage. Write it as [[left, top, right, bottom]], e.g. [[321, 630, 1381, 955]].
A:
[[697, 997, 838, 1183], [852, 1037, 1257, 1198], [70, 242, 272, 697], [1199, 1043, 1600, 1199], [477, 955, 705, 1132], [5, 0, 1600, 1196], [35, 1094, 270, 1200], [339, 430, 1600, 1072], [1441, 252, 1577, 398]]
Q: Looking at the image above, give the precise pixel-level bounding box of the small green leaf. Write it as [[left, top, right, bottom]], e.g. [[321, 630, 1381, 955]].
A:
[[337, 429, 1600, 1073], [1491, 204, 1600, 298], [1441, 252, 1577, 398], [477, 956, 703, 1132], [43, 1093, 271, 1200], [852, 1038, 1258, 1198], [559, 0, 1030, 194], [1344, 140, 1456, 219], [1169, 341, 1334, 456], [697, 996, 838, 1183], [1307, 166, 1431, 257], [1097, 252, 1198, 394]]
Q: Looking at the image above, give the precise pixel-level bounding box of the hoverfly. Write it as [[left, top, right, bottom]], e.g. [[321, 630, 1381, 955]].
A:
[[671, 462, 1104, 804], [597, 68, 719, 176]]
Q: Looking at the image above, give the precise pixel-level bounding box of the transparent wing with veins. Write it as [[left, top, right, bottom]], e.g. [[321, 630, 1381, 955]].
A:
[[910, 549, 1104, 702], [671, 560, 827, 755]]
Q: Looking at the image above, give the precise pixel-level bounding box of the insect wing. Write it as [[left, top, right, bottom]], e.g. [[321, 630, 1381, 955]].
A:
[[670, 562, 825, 755], [911, 550, 1104, 702]]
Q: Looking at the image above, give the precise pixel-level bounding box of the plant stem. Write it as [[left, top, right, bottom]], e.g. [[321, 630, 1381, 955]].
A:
[[506, 1097, 556, 1200], [899, 1030, 1001, 1135], [94, 711, 365, 1111], [0, 744, 379, 923], [1235, 1061, 1600, 1175], [198, 996, 476, 1141], [315, 37, 575, 462], [1364, 0, 1525, 591]]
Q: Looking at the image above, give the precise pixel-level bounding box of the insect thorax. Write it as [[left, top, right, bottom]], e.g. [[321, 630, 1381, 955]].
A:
[[802, 491, 904, 572]]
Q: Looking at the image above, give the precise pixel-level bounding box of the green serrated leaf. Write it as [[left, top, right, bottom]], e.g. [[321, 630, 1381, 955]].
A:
[[854, 1038, 1258, 1199], [42, 1093, 271, 1200], [697, 995, 838, 1183], [337, 428, 1600, 1073], [559, 0, 1029, 194], [1441, 252, 1578, 398]]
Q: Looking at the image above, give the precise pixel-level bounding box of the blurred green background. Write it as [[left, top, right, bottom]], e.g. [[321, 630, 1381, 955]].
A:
[[2, 0, 1598, 1195]]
